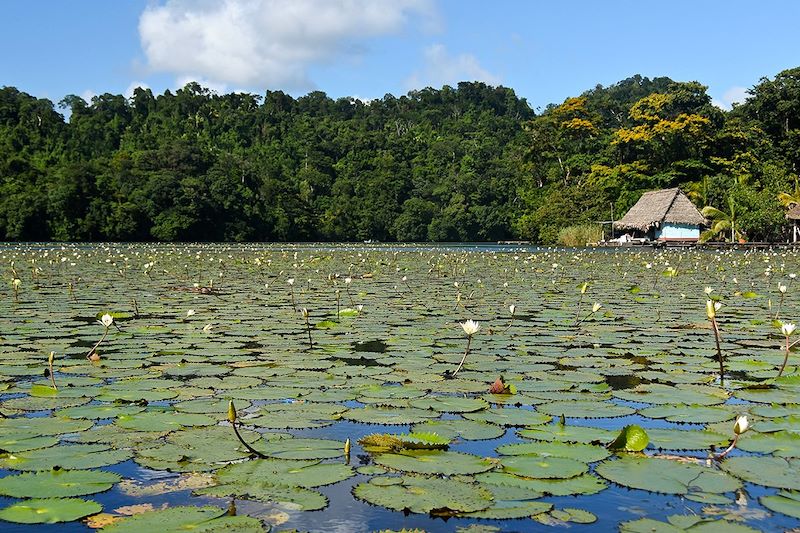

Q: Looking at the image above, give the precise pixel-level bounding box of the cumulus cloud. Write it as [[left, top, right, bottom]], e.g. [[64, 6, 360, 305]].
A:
[[139, 0, 433, 91], [712, 86, 749, 110], [124, 81, 150, 98], [405, 43, 500, 90]]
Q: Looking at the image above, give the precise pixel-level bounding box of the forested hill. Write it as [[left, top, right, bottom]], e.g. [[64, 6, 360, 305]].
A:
[[1, 68, 799, 243]]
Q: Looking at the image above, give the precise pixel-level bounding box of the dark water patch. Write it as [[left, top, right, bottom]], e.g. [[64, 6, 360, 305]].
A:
[[605, 374, 642, 390]]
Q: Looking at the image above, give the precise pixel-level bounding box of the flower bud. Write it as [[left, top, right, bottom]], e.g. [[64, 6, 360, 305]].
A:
[[733, 415, 749, 435], [227, 400, 237, 424]]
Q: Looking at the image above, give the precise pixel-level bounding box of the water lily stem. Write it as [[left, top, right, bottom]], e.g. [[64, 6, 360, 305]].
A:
[[778, 334, 791, 377], [48, 351, 57, 391], [713, 433, 739, 461], [232, 421, 268, 458], [87, 327, 109, 360], [452, 336, 472, 377], [305, 315, 314, 350], [711, 317, 724, 385]]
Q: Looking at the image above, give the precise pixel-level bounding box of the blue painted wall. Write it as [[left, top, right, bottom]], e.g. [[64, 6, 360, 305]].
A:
[[655, 223, 700, 240]]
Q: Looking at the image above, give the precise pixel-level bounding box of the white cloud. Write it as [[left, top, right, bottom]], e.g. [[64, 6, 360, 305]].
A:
[[712, 86, 749, 110], [80, 89, 97, 103], [124, 81, 150, 98], [405, 44, 500, 90], [139, 0, 433, 91]]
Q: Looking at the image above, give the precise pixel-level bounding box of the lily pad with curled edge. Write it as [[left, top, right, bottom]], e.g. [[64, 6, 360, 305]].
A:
[[353, 475, 493, 515], [0, 469, 120, 498], [735, 430, 800, 457], [607, 425, 649, 452], [359, 433, 450, 453], [497, 441, 610, 463], [613, 383, 728, 406], [249, 437, 347, 460], [537, 400, 634, 419], [462, 408, 551, 427], [102, 505, 228, 532], [475, 472, 607, 496], [373, 450, 495, 475], [412, 419, 505, 441], [646, 428, 729, 450], [0, 444, 132, 471], [500, 455, 587, 479], [199, 481, 328, 511], [596, 456, 741, 495], [458, 483, 552, 519], [55, 404, 145, 420], [720, 456, 800, 490], [343, 406, 439, 425], [0, 497, 102, 524], [760, 490, 800, 518], [115, 410, 216, 431], [409, 397, 489, 413], [638, 404, 736, 424], [519, 424, 615, 444]]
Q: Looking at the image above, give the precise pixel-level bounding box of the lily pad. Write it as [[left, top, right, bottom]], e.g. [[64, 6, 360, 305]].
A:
[[0, 469, 121, 498], [353, 475, 493, 514], [0, 497, 102, 524], [596, 456, 741, 495], [373, 450, 495, 475]]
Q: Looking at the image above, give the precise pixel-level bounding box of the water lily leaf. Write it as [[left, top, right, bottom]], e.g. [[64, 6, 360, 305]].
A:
[[463, 407, 550, 427], [116, 410, 216, 431], [409, 396, 489, 413], [0, 435, 59, 453], [251, 437, 347, 460], [190, 515, 266, 532], [102, 505, 227, 532], [607, 425, 649, 452], [719, 456, 800, 490], [519, 424, 615, 444], [0, 443, 132, 471], [476, 472, 607, 496], [537, 400, 635, 419], [214, 458, 354, 488], [343, 406, 439, 425], [412, 419, 505, 441], [619, 518, 686, 532], [0, 497, 102, 524], [639, 404, 736, 424], [359, 433, 450, 453], [496, 441, 610, 463], [0, 469, 120, 498], [596, 456, 741, 495], [500, 455, 588, 479], [374, 450, 495, 475], [613, 384, 727, 406], [458, 483, 551, 519], [248, 402, 347, 429], [56, 404, 145, 420], [646, 428, 729, 450], [736, 430, 800, 457], [760, 491, 800, 518], [0, 417, 93, 439], [197, 482, 328, 511], [353, 475, 493, 514]]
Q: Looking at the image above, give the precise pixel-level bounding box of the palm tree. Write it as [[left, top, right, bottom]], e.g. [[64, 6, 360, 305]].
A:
[[778, 177, 800, 209], [701, 195, 741, 243]]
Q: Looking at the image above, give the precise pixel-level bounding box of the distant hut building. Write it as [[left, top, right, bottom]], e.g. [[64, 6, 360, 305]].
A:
[[614, 188, 706, 242], [787, 204, 800, 242]]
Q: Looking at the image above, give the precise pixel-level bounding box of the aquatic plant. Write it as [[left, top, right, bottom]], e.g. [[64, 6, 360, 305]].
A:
[[778, 321, 796, 377], [450, 319, 480, 378], [714, 415, 750, 460], [86, 313, 114, 361], [706, 299, 725, 384]]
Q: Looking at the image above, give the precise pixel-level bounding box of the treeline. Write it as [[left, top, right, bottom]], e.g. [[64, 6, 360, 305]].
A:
[[1, 68, 799, 242]]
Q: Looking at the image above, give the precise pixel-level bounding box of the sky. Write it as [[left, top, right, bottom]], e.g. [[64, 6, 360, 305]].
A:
[[2, 0, 799, 113]]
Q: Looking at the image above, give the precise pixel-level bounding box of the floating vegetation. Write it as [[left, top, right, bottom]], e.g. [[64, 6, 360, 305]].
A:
[[0, 243, 799, 531]]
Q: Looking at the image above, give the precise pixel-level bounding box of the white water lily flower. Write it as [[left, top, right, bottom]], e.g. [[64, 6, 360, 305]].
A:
[[301, 308, 309, 318], [592, 302, 602, 313], [287, 278, 295, 286], [509, 304, 516, 315], [202, 324, 213, 332], [733, 415, 749, 435], [706, 300, 718, 319], [704, 287, 713, 295], [781, 322, 796, 336], [100, 314, 114, 328], [779, 284, 788, 294], [345, 277, 352, 285], [186, 309, 196, 317], [461, 319, 480, 336]]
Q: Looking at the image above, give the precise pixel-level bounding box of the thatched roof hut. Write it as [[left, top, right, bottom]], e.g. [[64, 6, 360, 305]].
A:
[[614, 188, 706, 240]]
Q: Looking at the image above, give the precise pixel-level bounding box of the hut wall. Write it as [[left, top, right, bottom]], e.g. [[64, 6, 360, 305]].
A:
[[655, 223, 700, 241]]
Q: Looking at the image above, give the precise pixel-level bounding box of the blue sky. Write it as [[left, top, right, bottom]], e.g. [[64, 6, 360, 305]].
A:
[[2, 0, 799, 112]]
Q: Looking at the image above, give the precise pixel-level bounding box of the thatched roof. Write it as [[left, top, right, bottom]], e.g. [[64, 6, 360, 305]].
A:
[[614, 188, 706, 232], [787, 204, 800, 220]]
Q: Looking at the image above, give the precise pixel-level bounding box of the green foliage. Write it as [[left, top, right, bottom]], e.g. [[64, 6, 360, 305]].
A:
[[1, 68, 799, 242]]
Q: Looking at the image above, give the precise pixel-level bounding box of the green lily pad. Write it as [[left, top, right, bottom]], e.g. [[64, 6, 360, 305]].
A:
[[596, 456, 741, 495], [463, 407, 551, 427], [102, 505, 227, 532], [476, 472, 607, 496], [496, 441, 610, 463], [214, 458, 354, 488], [720, 456, 800, 490], [412, 419, 505, 441], [537, 400, 635, 418], [458, 483, 552, 519], [343, 406, 439, 425], [353, 475, 493, 514], [760, 491, 800, 518], [0, 469, 121, 498], [197, 482, 327, 511], [501, 455, 588, 479], [0, 497, 102, 524], [116, 410, 216, 431], [250, 437, 347, 460], [0, 444, 132, 471]]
